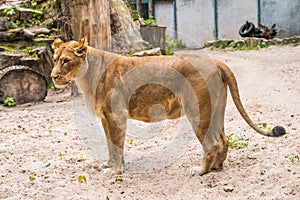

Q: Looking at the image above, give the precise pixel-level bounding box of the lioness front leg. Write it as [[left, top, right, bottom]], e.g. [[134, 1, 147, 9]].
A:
[[100, 112, 126, 175]]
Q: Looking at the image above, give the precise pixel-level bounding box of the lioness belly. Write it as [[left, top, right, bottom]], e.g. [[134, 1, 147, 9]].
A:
[[128, 83, 183, 122]]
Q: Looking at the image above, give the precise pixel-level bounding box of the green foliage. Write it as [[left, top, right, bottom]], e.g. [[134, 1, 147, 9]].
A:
[[20, 1, 38, 9], [132, 11, 139, 21], [22, 46, 37, 58], [261, 122, 271, 131], [260, 41, 269, 48], [291, 155, 300, 163], [29, 10, 44, 25], [212, 40, 226, 50], [47, 80, 56, 89], [129, 138, 133, 144], [230, 41, 269, 51], [37, 33, 49, 38], [31, 0, 38, 9], [20, 2, 30, 8], [106, 196, 110, 200], [10, 20, 21, 28], [227, 133, 248, 148], [262, 122, 267, 128], [144, 16, 157, 26], [115, 175, 123, 182], [3, 7, 15, 15], [4, 97, 16, 107], [29, 173, 36, 181], [165, 35, 186, 55], [78, 175, 87, 183]]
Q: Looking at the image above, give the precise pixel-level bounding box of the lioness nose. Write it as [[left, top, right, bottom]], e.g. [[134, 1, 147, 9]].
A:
[[51, 73, 59, 80]]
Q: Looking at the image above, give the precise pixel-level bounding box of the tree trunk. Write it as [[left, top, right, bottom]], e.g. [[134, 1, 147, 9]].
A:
[[57, 0, 111, 50], [56, 0, 148, 53], [109, 0, 149, 53]]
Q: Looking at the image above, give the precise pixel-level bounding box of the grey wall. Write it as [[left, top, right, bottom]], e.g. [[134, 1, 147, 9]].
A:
[[261, 0, 300, 38], [176, 0, 215, 47], [154, 0, 300, 47], [218, 0, 257, 39], [155, 0, 215, 47]]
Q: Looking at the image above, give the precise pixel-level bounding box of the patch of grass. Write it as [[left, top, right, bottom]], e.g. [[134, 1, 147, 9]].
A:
[[0, 45, 17, 54], [230, 41, 269, 51], [227, 133, 248, 148], [4, 97, 16, 107], [165, 35, 186, 55]]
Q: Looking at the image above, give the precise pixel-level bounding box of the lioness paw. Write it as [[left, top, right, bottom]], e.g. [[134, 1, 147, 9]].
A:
[[190, 166, 202, 176], [102, 168, 122, 175]]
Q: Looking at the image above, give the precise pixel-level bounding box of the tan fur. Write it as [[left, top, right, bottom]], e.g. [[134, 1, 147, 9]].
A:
[[51, 37, 285, 175]]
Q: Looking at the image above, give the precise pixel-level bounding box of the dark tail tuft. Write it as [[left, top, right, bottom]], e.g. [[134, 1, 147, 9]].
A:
[[270, 126, 286, 137]]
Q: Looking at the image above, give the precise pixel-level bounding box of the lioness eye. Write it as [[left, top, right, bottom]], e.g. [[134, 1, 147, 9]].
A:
[[63, 59, 70, 65]]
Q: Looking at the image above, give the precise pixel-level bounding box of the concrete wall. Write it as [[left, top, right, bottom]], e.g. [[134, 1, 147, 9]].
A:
[[261, 0, 300, 38], [154, 2, 173, 29], [154, 0, 300, 47], [176, 0, 215, 47], [155, 0, 215, 47], [218, 0, 257, 40]]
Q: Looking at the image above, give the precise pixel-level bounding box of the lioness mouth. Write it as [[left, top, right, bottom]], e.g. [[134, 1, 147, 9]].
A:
[[53, 81, 71, 89]]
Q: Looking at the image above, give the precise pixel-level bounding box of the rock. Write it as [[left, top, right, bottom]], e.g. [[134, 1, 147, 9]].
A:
[[0, 53, 23, 69], [23, 29, 35, 39], [25, 27, 51, 35], [132, 47, 161, 57], [223, 185, 234, 192], [0, 17, 10, 31]]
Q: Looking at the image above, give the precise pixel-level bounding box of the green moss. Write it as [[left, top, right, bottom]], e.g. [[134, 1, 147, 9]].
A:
[[0, 44, 18, 54], [7, 29, 18, 33]]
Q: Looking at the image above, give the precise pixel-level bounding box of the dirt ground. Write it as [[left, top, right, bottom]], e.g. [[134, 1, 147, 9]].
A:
[[0, 44, 299, 200]]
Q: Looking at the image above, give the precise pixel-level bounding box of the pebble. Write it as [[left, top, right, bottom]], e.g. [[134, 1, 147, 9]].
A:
[[223, 185, 234, 192]]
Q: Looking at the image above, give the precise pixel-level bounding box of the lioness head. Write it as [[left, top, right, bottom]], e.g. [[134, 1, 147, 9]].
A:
[[51, 37, 88, 88]]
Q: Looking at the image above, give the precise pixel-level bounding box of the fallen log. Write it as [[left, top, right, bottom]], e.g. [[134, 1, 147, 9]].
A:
[[0, 66, 47, 105]]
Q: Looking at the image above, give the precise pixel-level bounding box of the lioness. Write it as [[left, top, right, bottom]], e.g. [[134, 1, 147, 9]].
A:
[[51, 37, 286, 175]]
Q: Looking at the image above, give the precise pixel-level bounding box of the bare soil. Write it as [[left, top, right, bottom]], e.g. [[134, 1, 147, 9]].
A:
[[0, 45, 299, 200]]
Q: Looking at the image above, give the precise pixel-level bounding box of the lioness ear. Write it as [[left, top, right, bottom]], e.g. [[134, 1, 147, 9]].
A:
[[52, 38, 64, 50], [74, 37, 88, 57]]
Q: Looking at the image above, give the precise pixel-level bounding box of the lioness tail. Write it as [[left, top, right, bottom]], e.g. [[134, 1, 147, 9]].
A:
[[213, 59, 286, 137]]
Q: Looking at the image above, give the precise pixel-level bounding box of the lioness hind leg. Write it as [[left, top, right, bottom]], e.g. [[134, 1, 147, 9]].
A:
[[200, 128, 228, 175], [211, 129, 228, 170], [100, 113, 126, 175]]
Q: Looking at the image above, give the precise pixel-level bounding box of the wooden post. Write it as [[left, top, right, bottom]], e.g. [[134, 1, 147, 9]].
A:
[[136, 0, 142, 17], [148, 0, 153, 18]]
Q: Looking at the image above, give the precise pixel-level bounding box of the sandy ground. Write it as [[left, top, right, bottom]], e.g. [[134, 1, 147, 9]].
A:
[[0, 44, 299, 200]]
